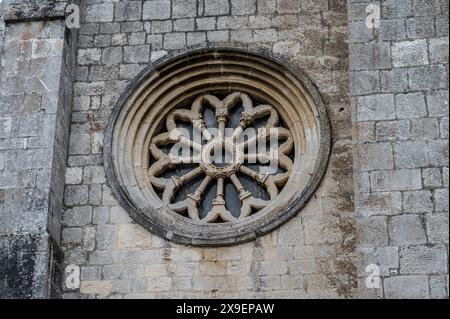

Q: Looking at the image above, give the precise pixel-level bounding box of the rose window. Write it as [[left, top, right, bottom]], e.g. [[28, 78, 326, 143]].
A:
[[105, 46, 330, 246], [148, 92, 293, 223]]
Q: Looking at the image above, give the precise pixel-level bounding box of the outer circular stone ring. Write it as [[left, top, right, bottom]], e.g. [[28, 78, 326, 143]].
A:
[[104, 45, 331, 246]]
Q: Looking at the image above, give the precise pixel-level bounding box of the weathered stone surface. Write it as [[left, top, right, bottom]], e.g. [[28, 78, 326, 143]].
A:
[[1, 0, 446, 300], [400, 245, 448, 274], [0, 3, 73, 298], [392, 40, 429, 67], [384, 275, 430, 299], [395, 93, 427, 119], [356, 94, 395, 121], [143, 1, 171, 20], [85, 3, 114, 23], [388, 214, 427, 246], [204, 0, 229, 15]]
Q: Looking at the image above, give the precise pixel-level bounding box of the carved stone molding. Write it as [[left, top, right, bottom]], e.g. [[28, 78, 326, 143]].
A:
[[104, 45, 331, 246]]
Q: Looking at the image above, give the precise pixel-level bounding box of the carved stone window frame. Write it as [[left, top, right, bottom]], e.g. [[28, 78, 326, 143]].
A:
[[104, 45, 331, 246]]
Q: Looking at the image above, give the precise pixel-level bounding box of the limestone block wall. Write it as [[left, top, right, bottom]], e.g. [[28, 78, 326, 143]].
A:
[[0, 0, 75, 298], [0, 0, 446, 299], [349, 0, 449, 298], [60, 0, 356, 299]]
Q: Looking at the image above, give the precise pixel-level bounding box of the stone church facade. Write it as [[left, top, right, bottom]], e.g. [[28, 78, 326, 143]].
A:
[[0, 0, 448, 299]]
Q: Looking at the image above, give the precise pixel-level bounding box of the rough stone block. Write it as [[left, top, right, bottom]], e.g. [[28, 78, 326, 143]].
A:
[[143, 1, 171, 20], [375, 120, 410, 141], [422, 168, 443, 188], [110, 206, 132, 224], [427, 90, 449, 117], [349, 43, 391, 70], [434, 188, 449, 212], [207, 30, 229, 42], [380, 69, 408, 93], [392, 40, 429, 67], [411, 118, 440, 139], [384, 275, 429, 299], [62, 227, 83, 244], [257, 261, 288, 275], [395, 93, 427, 119], [172, 0, 197, 18], [429, 37, 449, 64], [403, 190, 434, 213], [253, 29, 277, 42], [163, 33, 186, 49], [412, 0, 441, 16], [303, 215, 342, 245], [382, 0, 412, 18], [428, 140, 449, 167], [429, 275, 448, 299], [408, 65, 448, 91], [204, 0, 230, 15], [80, 280, 112, 297], [406, 16, 436, 38], [371, 169, 422, 191], [89, 250, 114, 265], [83, 166, 106, 185], [173, 18, 195, 32], [115, 1, 142, 22], [277, 0, 301, 14], [350, 71, 380, 95], [96, 225, 117, 250], [359, 143, 394, 171], [111, 33, 128, 46], [86, 4, 114, 23], [436, 16, 449, 37], [122, 21, 144, 33], [124, 45, 150, 63], [102, 47, 122, 65], [360, 216, 388, 246], [81, 266, 102, 281], [254, 1, 275, 15], [117, 224, 153, 249], [389, 214, 427, 245], [128, 32, 146, 45], [394, 141, 428, 168], [64, 186, 90, 206], [356, 94, 395, 121], [63, 206, 92, 227], [400, 245, 448, 274], [427, 213, 449, 243], [357, 191, 402, 215], [196, 17, 216, 30], [65, 167, 82, 185], [277, 217, 304, 245], [379, 19, 406, 41], [231, 0, 256, 15], [77, 48, 101, 66]]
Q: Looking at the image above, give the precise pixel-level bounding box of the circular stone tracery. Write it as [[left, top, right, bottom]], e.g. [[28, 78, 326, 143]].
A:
[[105, 46, 331, 246], [149, 92, 292, 224]]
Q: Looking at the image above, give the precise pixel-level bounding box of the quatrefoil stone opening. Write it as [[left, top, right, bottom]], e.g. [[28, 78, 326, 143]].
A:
[[105, 46, 331, 246]]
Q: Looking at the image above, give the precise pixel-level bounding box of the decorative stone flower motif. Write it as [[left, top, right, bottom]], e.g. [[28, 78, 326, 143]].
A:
[[149, 92, 293, 223]]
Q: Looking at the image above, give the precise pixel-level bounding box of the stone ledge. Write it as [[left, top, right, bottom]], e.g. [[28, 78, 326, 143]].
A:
[[4, 0, 67, 23]]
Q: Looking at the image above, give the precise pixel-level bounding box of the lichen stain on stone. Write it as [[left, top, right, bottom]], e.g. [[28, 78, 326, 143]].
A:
[[250, 239, 263, 293], [334, 258, 358, 297], [161, 242, 175, 276], [336, 216, 357, 254], [90, 121, 103, 133], [0, 235, 38, 298], [330, 140, 353, 176]]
